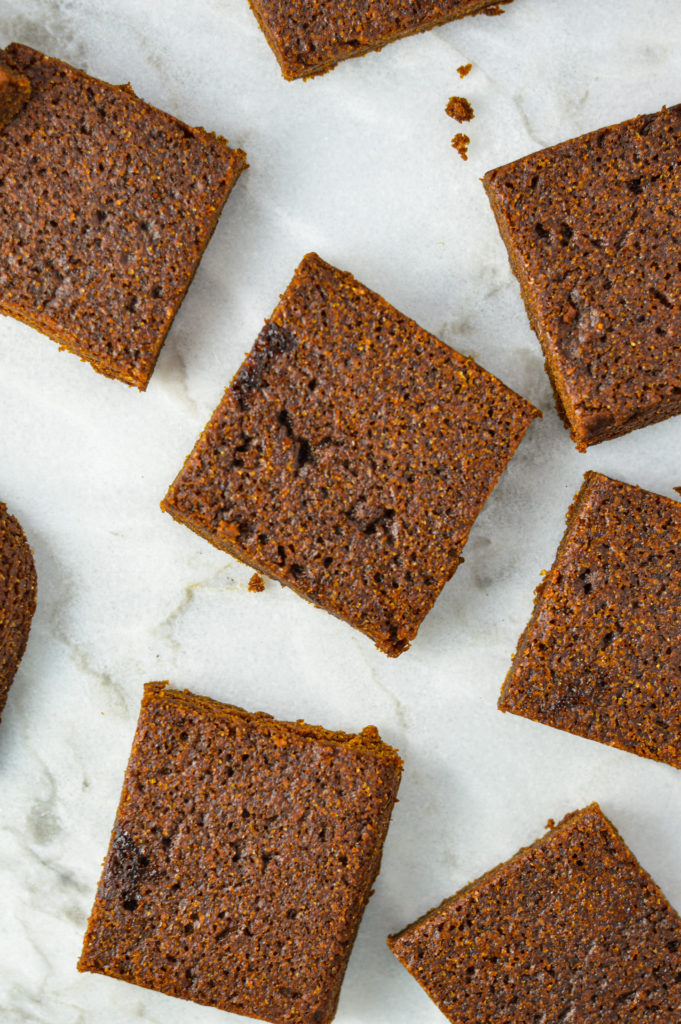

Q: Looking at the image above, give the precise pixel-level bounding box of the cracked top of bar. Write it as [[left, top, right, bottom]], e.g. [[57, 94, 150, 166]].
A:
[[484, 103, 681, 449], [247, 0, 513, 81], [78, 682, 402, 1024], [0, 43, 246, 388], [389, 804, 681, 1024], [162, 253, 539, 656], [499, 472, 681, 768]]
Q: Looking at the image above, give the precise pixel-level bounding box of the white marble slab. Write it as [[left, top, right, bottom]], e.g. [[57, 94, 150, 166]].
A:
[[1, 0, 681, 1021]]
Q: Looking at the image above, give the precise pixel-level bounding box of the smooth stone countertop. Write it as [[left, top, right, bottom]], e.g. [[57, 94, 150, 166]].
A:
[[1, 1, 681, 1022]]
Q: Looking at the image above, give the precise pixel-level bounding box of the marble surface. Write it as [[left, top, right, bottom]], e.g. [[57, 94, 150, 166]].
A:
[[2, 1, 681, 1021]]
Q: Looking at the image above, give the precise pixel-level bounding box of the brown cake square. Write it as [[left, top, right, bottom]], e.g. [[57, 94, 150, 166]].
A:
[[483, 104, 681, 449], [389, 804, 681, 1024], [162, 253, 540, 656], [500, 471, 681, 768], [78, 682, 403, 1023], [247, 0, 512, 81], [0, 43, 246, 388]]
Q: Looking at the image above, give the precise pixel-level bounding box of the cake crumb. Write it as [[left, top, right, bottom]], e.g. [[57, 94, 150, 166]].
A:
[[674, 487, 681, 497], [451, 133, 470, 161], [457, 63, 472, 78], [546, 818, 556, 829], [248, 573, 265, 593], [481, 0, 514, 14], [446, 96, 474, 123]]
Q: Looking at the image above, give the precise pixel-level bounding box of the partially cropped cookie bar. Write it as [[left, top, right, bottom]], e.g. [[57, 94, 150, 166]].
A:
[[162, 253, 540, 656], [0, 501, 37, 722], [484, 104, 681, 449], [389, 804, 681, 1024], [0, 43, 246, 388], [79, 682, 402, 1024], [0, 58, 30, 129], [248, 0, 514, 80], [500, 472, 681, 768]]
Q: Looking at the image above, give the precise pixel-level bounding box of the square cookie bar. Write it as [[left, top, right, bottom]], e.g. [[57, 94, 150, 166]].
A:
[[162, 253, 540, 656], [0, 44, 246, 388], [79, 682, 402, 1024], [500, 472, 681, 768], [389, 804, 681, 1024], [248, 0, 510, 80], [484, 104, 681, 449]]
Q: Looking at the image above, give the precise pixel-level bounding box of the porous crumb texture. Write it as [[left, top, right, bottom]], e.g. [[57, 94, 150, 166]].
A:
[[0, 501, 37, 722], [388, 804, 681, 1024], [483, 104, 681, 449], [247, 0, 510, 80], [78, 682, 402, 1024], [500, 472, 681, 768], [446, 96, 474, 123], [162, 253, 539, 656], [0, 43, 246, 388], [0, 58, 30, 129], [452, 133, 470, 160]]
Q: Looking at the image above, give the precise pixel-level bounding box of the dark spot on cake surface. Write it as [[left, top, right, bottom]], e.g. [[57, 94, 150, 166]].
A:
[[234, 322, 297, 405]]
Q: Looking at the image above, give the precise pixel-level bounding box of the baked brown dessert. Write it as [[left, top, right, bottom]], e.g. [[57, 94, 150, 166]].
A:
[[500, 472, 681, 768], [78, 681, 402, 1023], [446, 97, 474, 123], [451, 133, 471, 160], [0, 58, 30, 129], [389, 803, 681, 1024], [484, 104, 681, 449], [0, 501, 37, 722], [457, 63, 473, 78], [0, 43, 246, 389], [247, 0, 515, 80], [162, 253, 540, 656]]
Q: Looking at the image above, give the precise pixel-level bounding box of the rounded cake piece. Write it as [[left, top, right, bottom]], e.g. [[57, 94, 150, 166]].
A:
[[0, 501, 37, 722]]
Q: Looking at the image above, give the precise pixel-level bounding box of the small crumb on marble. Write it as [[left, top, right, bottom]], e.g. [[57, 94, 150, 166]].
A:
[[457, 63, 472, 78], [248, 573, 265, 593], [546, 818, 556, 830], [674, 487, 681, 497], [446, 96, 474, 123], [480, 0, 514, 14], [451, 133, 470, 161]]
